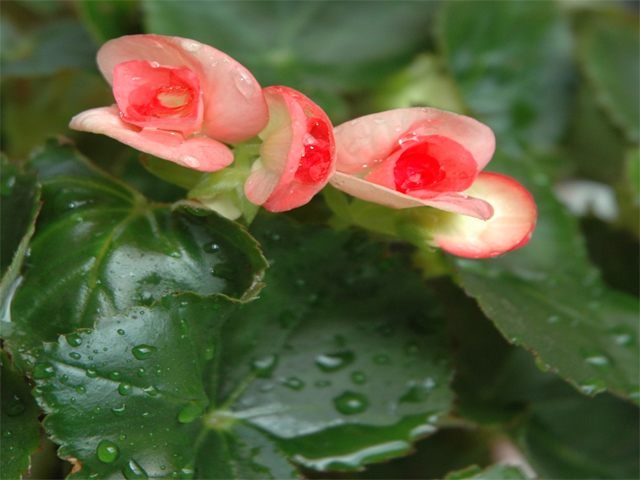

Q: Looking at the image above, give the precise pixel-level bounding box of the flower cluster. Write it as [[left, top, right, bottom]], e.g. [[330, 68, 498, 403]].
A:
[[70, 34, 536, 258]]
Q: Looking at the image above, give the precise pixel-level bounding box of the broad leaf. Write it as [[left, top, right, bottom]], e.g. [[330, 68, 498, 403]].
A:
[[454, 152, 639, 402], [438, 1, 573, 152], [518, 392, 639, 479], [1, 350, 42, 480], [205, 214, 455, 472], [576, 10, 639, 143], [5, 140, 267, 359], [31, 293, 237, 479]]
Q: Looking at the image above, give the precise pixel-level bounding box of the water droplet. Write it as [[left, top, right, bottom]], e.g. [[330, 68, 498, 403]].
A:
[[3, 430, 12, 438], [137, 368, 147, 377], [179, 155, 201, 169], [608, 326, 636, 347], [178, 401, 204, 423], [93, 407, 102, 414], [333, 391, 369, 415], [123, 458, 149, 480], [373, 354, 390, 365], [581, 347, 612, 371], [111, 404, 126, 416], [119, 383, 133, 396], [117, 329, 126, 336], [315, 380, 331, 388], [132, 345, 157, 360], [4, 395, 25, 416], [179, 466, 196, 479], [350, 371, 367, 385], [109, 371, 122, 381], [315, 351, 355, 373], [143, 385, 159, 396], [32, 363, 55, 379], [66, 333, 83, 347], [373, 118, 385, 124], [86, 368, 98, 378], [150, 61, 160, 68], [234, 67, 255, 97], [69, 352, 82, 360], [97, 439, 120, 463], [281, 377, 305, 390], [180, 39, 201, 52], [251, 354, 278, 378], [76, 385, 86, 394], [579, 377, 607, 395]]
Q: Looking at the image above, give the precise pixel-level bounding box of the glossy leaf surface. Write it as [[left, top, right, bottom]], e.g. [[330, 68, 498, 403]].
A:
[[1, 351, 42, 480], [444, 464, 527, 480], [6, 140, 267, 356]]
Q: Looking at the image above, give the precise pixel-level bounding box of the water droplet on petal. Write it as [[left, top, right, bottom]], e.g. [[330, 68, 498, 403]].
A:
[[234, 68, 255, 97], [179, 155, 201, 169], [97, 440, 120, 463], [180, 39, 201, 52], [150, 61, 160, 68], [333, 391, 369, 415]]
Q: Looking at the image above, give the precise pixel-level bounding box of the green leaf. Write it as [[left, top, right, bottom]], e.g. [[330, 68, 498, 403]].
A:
[[31, 293, 237, 479], [438, 1, 574, 152], [5, 140, 267, 357], [519, 392, 639, 479], [445, 463, 528, 480], [454, 151, 639, 403], [142, 1, 439, 121], [576, 10, 639, 143], [206, 214, 454, 472], [1, 350, 42, 480]]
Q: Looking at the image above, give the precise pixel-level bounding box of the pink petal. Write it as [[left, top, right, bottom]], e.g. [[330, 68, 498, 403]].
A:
[[329, 171, 494, 220], [69, 106, 233, 172], [97, 34, 268, 143], [245, 86, 336, 212], [433, 172, 537, 258], [334, 107, 495, 174]]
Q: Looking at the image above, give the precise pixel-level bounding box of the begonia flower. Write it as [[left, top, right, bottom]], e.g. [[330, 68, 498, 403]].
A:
[[330, 107, 496, 220], [70, 34, 269, 172], [429, 172, 537, 258], [244, 86, 336, 212]]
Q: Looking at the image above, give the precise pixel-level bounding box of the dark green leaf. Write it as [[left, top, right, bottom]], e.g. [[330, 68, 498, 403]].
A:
[[31, 293, 237, 479], [576, 10, 639, 143], [1, 350, 42, 480], [6, 140, 267, 357], [445, 464, 527, 480], [519, 392, 639, 479], [438, 1, 574, 152], [0, 155, 40, 296], [205, 214, 454, 472], [454, 151, 639, 403]]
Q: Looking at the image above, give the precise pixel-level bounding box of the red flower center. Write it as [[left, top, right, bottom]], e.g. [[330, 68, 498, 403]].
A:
[[294, 117, 333, 184], [394, 142, 446, 193], [127, 72, 199, 119]]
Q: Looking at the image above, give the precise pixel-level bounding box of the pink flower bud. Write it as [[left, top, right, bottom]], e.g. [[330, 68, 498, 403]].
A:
[[244, 86, 336, 212], [70, 35, 269, 172]]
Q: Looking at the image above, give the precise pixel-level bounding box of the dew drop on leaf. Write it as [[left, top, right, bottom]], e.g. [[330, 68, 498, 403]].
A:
[[32, 363, 55, 379], [117, 329, 126, 336], [4, 395, 25, 416], [123, 459, 148, 480], [581, 347, 613, 371], [315, 351, 355, 373], [97, 439, 120, 463], [111, 404, 126, 416], [86, 368, 98, 378], [76, 385, 86, 394], [333, 391, 369, 415], [251, 354, 279, 378], [66, 333, 83, 347], [119, 383, 133, 396], [608, 325, 636, 347], [109, 371, 122, 380], [281, 377, 305, 390], [69, 352, 81, 360], [579, 377, 608, 395], [350, 371, 367, 385]]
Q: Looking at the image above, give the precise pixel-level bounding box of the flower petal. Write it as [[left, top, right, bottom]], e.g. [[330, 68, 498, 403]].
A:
[[70, 106, 233, 172], [432, 172, 537, 258], [96, 34, 268, 143], [245, 86, 336, 212], [334, 107, 495, 174], [330, 171, 494, 220]]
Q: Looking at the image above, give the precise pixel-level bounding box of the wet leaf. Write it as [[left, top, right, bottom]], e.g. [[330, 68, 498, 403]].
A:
[[454, 151, 639, 403], [444, 463, 527, 480], [5, 140, 267, 360], [1, 350, 42, 480]]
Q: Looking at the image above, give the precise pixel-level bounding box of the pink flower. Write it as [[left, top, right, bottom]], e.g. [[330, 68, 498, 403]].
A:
[[244, 86, 336, 212], [69, 35, 269, 172], [331, 107, 537, 257], [331, 107, 496, 219], [431, 172, 537, 258]]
